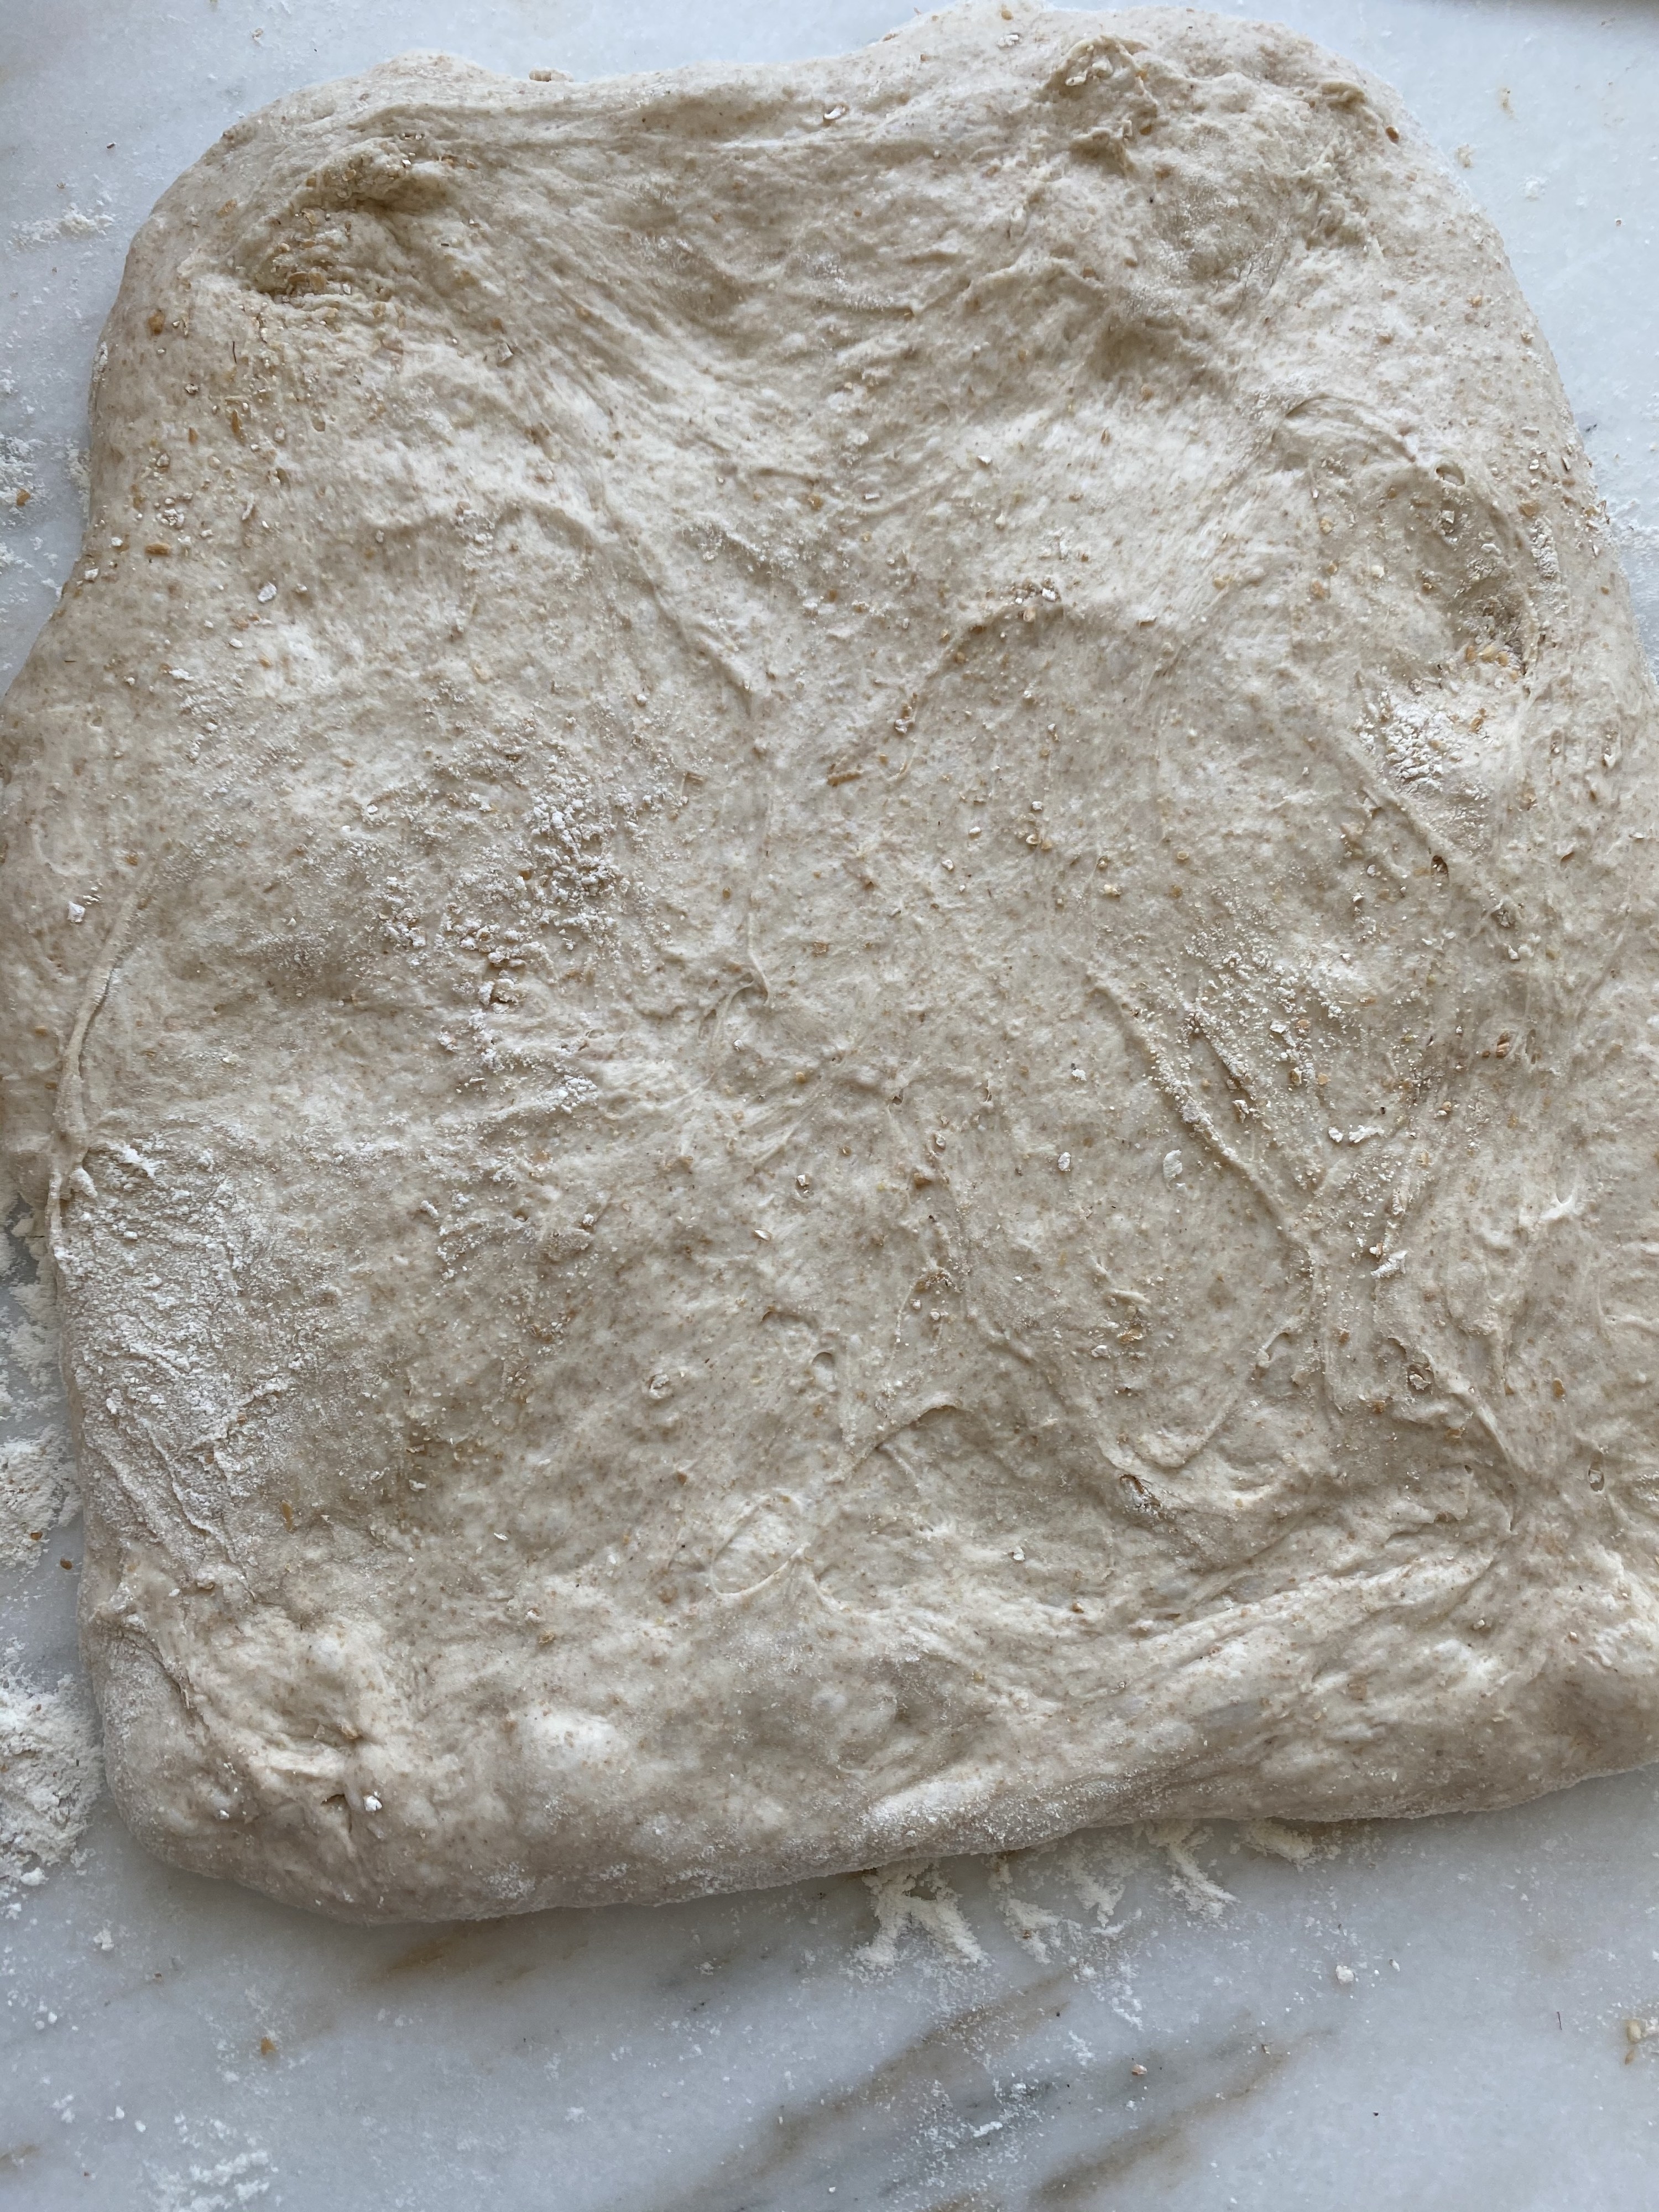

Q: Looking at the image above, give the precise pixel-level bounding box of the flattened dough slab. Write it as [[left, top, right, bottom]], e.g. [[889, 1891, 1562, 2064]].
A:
[[5, 3, 1659, 1920]]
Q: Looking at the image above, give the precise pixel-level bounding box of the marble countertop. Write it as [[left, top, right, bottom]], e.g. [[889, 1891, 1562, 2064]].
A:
[[4, 3, 1659, 2205]]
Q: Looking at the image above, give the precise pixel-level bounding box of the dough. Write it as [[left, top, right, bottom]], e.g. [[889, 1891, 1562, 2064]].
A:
[[4, 2, 1658, 1923]]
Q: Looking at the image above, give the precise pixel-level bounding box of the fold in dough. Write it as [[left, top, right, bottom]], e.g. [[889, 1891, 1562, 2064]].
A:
[[5, 2, 1659, 1921]]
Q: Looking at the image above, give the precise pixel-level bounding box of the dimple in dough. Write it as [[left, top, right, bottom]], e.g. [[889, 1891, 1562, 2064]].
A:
[[4, 2, 1659, 1922]]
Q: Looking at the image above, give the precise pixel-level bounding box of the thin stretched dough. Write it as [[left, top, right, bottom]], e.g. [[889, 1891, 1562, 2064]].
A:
[[4, 2, 1659, 1921]]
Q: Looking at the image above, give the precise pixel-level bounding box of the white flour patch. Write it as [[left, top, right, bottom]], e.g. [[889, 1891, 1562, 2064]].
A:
[[853, 1814, 1347, 1980], [149, 2146, 273, 2212], [11, 204, 112, 251], [859, 1860, 984, 1969], [0, 1662, 102, 1879], [4, 1265, 63, 1410], [0, 431, 39, 506], [1061, 1835, 1132, 1932], [1242, 1817, 1338, 1869], [1, 1196, 72, 1566], [2, 1212, 64, 1416], [1143, 1823, 1237, 1919], [987, 1854, 1067, 1961], [0, 1426, 79, 1564]]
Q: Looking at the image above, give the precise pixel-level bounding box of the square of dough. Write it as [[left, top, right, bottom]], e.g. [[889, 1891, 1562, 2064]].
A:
[[4, 3, 1659, 1920]]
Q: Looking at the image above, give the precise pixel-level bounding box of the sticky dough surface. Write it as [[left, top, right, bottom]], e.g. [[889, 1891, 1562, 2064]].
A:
[[4, 3, 1659, 1919]]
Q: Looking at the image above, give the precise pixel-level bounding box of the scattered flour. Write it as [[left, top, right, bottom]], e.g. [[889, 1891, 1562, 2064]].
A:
[[1144, 1823, 1238, 1919], [1061, 1836, 1131, 1932], [857, 1814, 1339, 1973], [0, 1427, 79, 1565], [5, 1267, 63, 1405], [149, 2147, 273, 2212], [860, 1861, 984, 1969], [987, 1855, 1065, 1961], [0, 1662, 102, 1878], [2, 1194, 75, 1561], [0, 430, 39, 504], [1242, 1817, 1336, 1869], [0, 1187, 99, 1890], [11, 204, 112, 251]]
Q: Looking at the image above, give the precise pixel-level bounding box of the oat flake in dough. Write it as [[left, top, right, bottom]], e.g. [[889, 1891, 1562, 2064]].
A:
[[4, 3, 1659, 1922]]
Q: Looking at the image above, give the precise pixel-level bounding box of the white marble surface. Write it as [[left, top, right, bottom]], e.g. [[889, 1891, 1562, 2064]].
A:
[[3, 2, 1659, 2205]]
